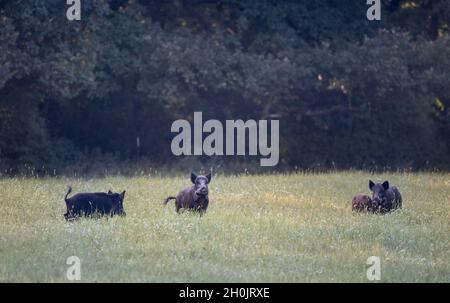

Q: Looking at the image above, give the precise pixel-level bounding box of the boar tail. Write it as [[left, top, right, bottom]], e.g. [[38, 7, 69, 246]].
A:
[[65, 186, 73, 203], [162, 196, 176, 205]]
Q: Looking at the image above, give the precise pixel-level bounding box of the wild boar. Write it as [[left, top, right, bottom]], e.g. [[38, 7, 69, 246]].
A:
[[352, 194, 373, 212], [64, 186, 126, 220], [369, 180, 402, 213], [163, 173, 211, 215]]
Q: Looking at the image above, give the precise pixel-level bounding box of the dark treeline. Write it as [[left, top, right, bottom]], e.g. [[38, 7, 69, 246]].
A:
[[0, 0, 449, 175]]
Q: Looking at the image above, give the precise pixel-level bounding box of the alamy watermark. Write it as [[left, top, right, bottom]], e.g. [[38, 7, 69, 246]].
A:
[[170, 112, 279, 167], [66, 256, 81, 281], [367, 0, 381, 21], [366, 256, 381, 281], [66, 1, 381, 22], [66, 0, 81, 21]]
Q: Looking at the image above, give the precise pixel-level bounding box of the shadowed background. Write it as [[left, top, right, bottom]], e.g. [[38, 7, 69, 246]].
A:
[[0, 0, 449, 175]]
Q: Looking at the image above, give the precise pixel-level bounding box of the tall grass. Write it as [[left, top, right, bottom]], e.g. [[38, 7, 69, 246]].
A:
[[0, 172, 449, 282]]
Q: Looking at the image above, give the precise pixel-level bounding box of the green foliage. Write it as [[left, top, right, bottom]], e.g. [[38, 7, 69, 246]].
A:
[[0, 1, 449, 172]]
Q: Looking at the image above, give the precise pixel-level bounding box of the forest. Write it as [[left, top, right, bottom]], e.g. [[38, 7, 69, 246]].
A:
[[0, 0, 449, 175]]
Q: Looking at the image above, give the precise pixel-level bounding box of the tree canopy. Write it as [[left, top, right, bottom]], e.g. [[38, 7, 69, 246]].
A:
[[0, 0, 449, 174]]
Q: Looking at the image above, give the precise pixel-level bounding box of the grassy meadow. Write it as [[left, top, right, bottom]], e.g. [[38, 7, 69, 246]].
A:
[[0, 172, 449, 282]]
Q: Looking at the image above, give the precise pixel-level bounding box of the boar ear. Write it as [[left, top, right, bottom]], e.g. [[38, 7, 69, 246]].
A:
[[382, 181, 389, 190], [191, 173, 197, 184], [206, 173, 212, 183], [369, 180, 375, 190], [108, 190, 113, 194], [120, 191, 126, 198]]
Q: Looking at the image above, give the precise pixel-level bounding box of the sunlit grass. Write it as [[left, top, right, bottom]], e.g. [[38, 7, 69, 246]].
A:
[[0, 172, 449, 282]]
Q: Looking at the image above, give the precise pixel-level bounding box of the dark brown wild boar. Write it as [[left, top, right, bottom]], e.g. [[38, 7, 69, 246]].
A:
[[369, 180, 403, 213], [163, 173, 211, 215], [352, 194, 373, 212]]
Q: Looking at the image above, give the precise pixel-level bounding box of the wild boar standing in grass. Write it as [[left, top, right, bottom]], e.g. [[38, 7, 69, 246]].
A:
[[163, 173, 211, 215], [369, 180, 402, 213], [352, 194, 373, 212], [64, 186, 126, 220]]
